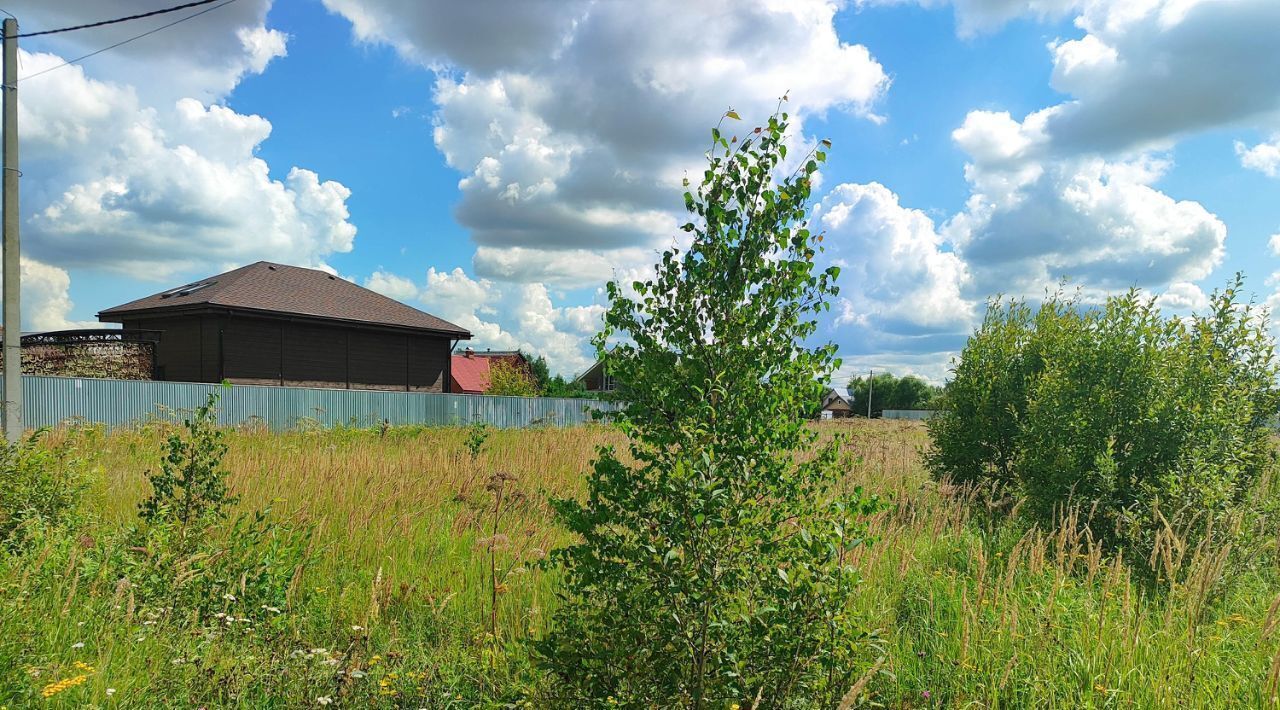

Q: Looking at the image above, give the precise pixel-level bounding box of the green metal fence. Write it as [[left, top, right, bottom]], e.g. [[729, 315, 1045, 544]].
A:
[[20, 376, 617, 431]]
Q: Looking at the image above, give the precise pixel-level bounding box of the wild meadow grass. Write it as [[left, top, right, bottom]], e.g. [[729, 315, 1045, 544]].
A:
[[2, 419, 1277, 707]]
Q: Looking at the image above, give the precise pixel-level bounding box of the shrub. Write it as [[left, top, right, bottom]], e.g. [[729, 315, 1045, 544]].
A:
[[928, 277, 1280, 574], [925, 298, 1050, 491], [487, 359, 540, 397], [138, 392, 237, 535], [124, 391, 312, 621], [0, 432, 87, 549], [537, 106, 883, 708]]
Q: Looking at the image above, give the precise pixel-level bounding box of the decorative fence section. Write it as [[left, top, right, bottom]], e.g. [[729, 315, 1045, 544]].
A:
[[881, 409, 937, 421], [20, 376, 617, 431]]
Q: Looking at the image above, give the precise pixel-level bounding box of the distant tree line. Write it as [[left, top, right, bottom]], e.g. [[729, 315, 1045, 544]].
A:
[[528, 354, 602, 398], [847, 371, 940, 415]]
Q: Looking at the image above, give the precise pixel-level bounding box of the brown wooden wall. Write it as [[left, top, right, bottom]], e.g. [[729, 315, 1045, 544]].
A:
[[125, 313, 451, 392], [124, 316, 211, 383]]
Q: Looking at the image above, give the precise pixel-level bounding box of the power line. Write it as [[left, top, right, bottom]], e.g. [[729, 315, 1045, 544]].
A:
[[15, 0, 224, 39], [17, 0, 240, 82]]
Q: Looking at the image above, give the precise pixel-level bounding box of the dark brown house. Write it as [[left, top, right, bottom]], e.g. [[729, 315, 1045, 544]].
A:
[[98, 262, 471, 392]]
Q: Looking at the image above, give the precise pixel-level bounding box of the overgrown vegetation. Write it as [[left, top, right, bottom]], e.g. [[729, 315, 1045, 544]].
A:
[[928, 277, 1280, 578], [0, 396, 314, 706], [0, 432, 87, 550], [4, 420, 1278, 707], [537, 106, 883, 708], [122, 392, 312, 621]]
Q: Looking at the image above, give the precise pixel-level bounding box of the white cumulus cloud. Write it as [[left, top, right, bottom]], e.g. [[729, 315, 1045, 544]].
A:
[[7, 1, 352, 325], [22, 59, 357, 281], [815, 182, 973, 336], [324, 0, 890, 286], [366, 267, 603, 376], [1236, 137, 1280, 177]]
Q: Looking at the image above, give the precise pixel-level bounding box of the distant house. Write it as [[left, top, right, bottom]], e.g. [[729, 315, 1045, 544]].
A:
[[449, 348, 531, 394], [818, 389, 853, 419], [575, 359, 615, 393], [98, 261, 471, 392]]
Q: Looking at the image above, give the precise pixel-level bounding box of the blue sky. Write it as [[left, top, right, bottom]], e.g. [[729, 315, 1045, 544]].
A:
[[9, 0, 1280, 381]]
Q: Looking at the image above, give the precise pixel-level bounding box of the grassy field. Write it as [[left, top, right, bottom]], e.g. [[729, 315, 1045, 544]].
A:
[[3, 419, 1278, 708]]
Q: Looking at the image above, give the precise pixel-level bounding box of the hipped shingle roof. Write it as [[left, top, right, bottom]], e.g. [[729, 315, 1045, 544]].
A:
[[98, 261, 471, 338]]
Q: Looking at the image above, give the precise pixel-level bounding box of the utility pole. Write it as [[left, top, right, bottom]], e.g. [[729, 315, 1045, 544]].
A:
[[866, 368, 873, 419], [2, 17, 20, 443]]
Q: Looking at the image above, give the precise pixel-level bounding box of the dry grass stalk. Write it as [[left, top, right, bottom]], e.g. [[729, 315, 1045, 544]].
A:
[[837, 656, 885, 710]]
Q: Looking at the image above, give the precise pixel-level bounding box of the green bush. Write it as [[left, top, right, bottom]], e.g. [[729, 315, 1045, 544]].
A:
[[123, 391, 313, 622], [928, 277, 1280, 574], [138, 392, 237, 533], [537, 107, 883, 708], [486, 359, 540, 397], [0, 432, 87, 549]]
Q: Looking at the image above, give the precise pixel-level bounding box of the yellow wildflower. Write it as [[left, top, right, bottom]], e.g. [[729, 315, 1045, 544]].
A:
[[41, 673, 91, 698]]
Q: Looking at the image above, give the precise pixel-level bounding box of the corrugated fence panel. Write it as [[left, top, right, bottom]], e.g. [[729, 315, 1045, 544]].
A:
[[19, 376, 617, 431], [881, 409, 937, 421]]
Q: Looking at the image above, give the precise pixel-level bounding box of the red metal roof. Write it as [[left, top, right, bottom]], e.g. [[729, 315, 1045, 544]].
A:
[[449, 353, 493, 394], [449, 351, 529, 394]]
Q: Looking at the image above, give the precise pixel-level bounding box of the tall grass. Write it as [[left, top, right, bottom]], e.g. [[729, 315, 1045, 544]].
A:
[[1, 420, 1276, 707]]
